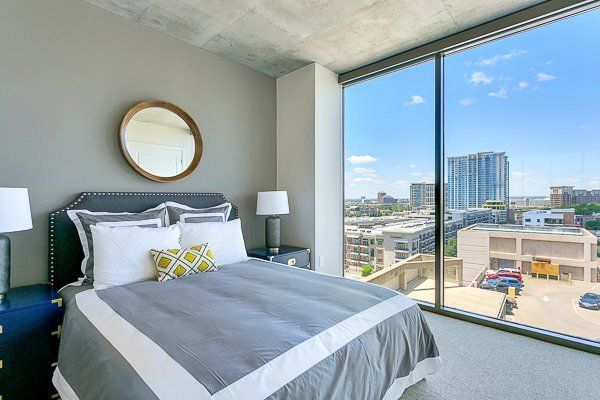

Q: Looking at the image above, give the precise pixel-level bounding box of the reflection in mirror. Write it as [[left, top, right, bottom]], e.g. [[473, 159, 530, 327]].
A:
[[120, 101, 202, 182]]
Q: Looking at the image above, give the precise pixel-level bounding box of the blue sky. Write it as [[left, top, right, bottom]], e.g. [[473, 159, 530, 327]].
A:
[[344, 8, 600, 200]]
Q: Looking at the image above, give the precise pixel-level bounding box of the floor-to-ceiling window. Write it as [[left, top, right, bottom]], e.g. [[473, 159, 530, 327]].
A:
[[343, 60, 437, 303], [343, 4, 600, 351]]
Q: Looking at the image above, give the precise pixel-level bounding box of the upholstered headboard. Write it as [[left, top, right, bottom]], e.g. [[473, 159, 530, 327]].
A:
[[48, 192, 238, 289]]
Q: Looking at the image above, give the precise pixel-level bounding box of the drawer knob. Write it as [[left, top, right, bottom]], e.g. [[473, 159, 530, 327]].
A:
[[0, 324, 3, 334], [288, 258, 297, 266]]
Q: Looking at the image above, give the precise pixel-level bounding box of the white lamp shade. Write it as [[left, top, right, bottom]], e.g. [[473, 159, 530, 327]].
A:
[[0, 188, 33, 233], [256, 191, 289, 215]]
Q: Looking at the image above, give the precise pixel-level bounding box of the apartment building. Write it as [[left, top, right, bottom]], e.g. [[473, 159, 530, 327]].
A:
[[482, 199, 508, 223], [447, 151, 510, 210], [410, 182, 435, 209], [550, 186, 600, 207], [377, 191, 397, 204], [344, 209, 494, 270], [458, 223, 599, 285], [522, 208, 575, 227], [344, 228, 384, 271]]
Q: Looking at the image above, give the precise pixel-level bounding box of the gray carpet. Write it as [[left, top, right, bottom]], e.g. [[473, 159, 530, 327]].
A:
[[402, 311, 599, 400]]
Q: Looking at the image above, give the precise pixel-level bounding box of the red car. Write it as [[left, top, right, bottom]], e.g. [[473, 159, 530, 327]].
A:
[[496, 270, 523, 282], [485, 269, 498, 279]]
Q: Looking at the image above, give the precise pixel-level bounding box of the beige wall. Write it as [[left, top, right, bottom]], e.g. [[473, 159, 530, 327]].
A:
[[490, 237, 516, 253], [0, 0, 276, 286], [457, 229, 490, 285], [459, 227, 598, 282], [522, 239, 583, 260]]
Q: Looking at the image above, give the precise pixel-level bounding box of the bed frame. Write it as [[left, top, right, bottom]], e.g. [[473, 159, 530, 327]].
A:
[[48, 192, 238, 289]]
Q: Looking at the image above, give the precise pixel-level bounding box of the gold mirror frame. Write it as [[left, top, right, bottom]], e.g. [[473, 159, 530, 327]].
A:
[[119, 100, 203, 182]]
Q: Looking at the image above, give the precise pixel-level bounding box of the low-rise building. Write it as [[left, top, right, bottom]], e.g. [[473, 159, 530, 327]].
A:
[[344, 227, 384, 272], [344, 209, 495, 274], [522, 208, 575, 227], [457, 223, 599, 285], [550, 186, 600, 207], [482, 200, 508, 223]]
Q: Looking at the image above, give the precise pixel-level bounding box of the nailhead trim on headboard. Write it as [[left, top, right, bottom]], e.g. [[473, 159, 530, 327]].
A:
[[48, 192, 237, 287]]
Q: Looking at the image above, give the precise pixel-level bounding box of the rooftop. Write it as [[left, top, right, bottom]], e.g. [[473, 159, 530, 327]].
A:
[[470, 223, 585, 236]]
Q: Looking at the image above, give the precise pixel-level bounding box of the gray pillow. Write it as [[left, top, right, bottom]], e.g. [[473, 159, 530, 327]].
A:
[[165, 201, 231, 224], [67, 205, 168, 283]]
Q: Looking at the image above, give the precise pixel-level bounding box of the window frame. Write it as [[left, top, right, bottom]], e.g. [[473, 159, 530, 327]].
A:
[[341, 0, 600, 355]]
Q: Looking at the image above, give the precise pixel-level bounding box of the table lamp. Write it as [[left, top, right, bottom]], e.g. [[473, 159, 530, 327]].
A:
[[0, 188, 33, 299], [256, 191, 289, 253]]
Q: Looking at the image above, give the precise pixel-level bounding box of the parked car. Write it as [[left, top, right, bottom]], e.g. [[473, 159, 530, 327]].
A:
[[488, 277, 522, 289], [497, 268, 521, 275], [482, 279, 521, 295], [485, 269, 499, 279], [496, 270, 523, 283], [578, 293, 600, 310]]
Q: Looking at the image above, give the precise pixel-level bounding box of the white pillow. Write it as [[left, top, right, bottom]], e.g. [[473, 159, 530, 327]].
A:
[[91, 224, 181, 289], [178, 219, 248, 266]]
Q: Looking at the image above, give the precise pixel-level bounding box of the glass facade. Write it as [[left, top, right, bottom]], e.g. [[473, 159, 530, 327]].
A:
[[343, 5, 600, 351]]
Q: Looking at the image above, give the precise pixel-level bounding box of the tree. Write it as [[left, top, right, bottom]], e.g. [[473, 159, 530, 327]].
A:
[[585, 220, 600, 230], [562, 202, 600, 215], [361, 264, 374, 277], [445, 237, 457, 257]]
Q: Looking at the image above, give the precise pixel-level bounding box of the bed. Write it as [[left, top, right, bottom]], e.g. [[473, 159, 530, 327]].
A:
[[50, 192, 441, 400]]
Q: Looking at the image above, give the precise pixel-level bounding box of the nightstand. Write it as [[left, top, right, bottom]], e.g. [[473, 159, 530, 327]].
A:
[[0, 284, 62, 400], [247, 246, 311, 270]]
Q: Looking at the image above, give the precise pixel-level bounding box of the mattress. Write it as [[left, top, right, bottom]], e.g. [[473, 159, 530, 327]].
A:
[[53, 259, 441, 399]]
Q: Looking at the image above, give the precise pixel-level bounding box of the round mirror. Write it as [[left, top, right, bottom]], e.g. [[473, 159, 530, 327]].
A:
[[119, 100, 203, 182]]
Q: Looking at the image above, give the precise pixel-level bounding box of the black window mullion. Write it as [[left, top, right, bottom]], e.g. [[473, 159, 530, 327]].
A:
[[434, 53, 445, 309]]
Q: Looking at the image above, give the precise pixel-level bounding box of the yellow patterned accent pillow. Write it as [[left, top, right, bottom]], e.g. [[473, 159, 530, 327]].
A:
[[150, 244, 217, 282]]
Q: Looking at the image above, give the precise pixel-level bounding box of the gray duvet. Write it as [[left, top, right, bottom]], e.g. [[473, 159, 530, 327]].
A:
[[54, 259, 441, 400]]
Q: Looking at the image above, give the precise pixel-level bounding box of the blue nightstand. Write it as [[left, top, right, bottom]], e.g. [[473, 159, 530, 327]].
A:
[[247, 246, 311, 270], [0, 284, 62, 399]]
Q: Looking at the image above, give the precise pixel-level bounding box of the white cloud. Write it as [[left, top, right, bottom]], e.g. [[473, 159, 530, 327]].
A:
[[512, 171, 541, 177], [458, 97, 475, 106], [403, 95, 425, 106], [352, 177, 375, 183], [477, 49, 527, 66], [409, 164, 416, 168], [488, 87, 507, 99], [347, 154, 377, 164], [469, 71, 493, 85], [537, 72, 556, 82], [394, 180, 409, 189], [517, 81, 529, 89], [353, 167, 376, 175], [410, 172, 424, 177]]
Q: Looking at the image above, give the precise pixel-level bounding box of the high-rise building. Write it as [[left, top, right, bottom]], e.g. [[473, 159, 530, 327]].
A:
[[447, 151, 509, 210], [410, 183, 435, 209]]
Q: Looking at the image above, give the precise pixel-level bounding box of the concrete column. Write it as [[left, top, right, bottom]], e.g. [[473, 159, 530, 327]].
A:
[[516, 237, 523, 271], [583, 242, 591, 282], [277, 63, 343, 276]]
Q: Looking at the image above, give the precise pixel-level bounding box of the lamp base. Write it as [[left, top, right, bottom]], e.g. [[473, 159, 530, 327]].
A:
[[0, 234, 10, 299], [265, 215, 281, 253]]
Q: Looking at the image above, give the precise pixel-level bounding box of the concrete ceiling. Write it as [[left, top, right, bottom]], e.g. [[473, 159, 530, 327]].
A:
[[86, 0, 544, 77]]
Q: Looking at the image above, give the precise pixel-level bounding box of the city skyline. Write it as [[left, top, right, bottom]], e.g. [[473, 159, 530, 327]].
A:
[[344, 9, 600, 200]]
